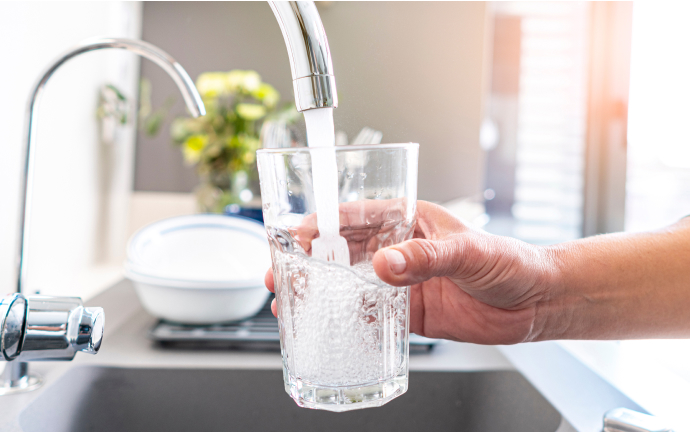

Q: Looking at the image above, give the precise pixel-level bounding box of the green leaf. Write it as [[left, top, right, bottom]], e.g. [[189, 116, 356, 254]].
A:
[[106, 84, 127, 101], [144, 112, 165, 137]]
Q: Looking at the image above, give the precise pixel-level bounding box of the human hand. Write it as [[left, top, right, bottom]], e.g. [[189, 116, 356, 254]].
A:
[[371, 201, 558, 344], [265, 200, 558, 345]]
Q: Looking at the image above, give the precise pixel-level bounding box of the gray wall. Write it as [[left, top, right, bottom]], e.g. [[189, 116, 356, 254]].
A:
[[135, 1, 490, 202]]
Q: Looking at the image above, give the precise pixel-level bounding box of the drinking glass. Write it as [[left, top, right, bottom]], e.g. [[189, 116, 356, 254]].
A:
[[257, 143, 418, 412]]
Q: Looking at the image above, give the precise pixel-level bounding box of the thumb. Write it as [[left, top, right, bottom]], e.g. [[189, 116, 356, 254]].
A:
[[372, 237, 464, 286]]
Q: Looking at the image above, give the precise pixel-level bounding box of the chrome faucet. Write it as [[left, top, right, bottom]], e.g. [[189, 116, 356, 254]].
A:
[[269, 1, 338, 111], [1, 38, 205, 395], [0, 294, 103, 394]]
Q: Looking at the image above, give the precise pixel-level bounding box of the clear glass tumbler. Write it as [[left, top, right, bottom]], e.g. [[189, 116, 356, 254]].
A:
[[257, 143, 418, 412]]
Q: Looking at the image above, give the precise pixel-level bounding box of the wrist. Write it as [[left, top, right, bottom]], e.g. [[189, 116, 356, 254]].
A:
[[525, 243, 571, 342]]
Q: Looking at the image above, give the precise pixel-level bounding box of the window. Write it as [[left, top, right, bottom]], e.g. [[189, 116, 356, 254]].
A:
[[625, 2, 690, 232], [484, 2, 589, 245]]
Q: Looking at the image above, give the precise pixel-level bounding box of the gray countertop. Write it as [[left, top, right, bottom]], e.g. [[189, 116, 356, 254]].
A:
[[0, 280, 644, 432]]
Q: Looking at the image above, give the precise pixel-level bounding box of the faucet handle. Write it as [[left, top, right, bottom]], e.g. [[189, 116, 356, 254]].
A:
[[76, 307, 104, 355], [8, 295, 106, 362], [0, 294, 27, 361]]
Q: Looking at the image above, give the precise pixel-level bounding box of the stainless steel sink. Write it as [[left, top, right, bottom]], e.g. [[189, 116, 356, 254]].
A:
[[19, 367, 562, 432]]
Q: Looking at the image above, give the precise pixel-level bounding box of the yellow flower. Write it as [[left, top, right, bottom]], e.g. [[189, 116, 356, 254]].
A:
[[236, 103, 267, 121], [226, 70, 261, 93], [225, 70, 245, 93], [240, 70, 261, 92], [227, 135, 241, 149], [195, 72, 228, 99], [242, 151, 256, 165], [253, 83, 280, 108], [182, 135, 208, 164]]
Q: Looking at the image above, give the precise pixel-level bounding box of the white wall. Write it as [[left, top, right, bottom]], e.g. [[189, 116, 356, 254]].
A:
[[0, 2, 142, 299]]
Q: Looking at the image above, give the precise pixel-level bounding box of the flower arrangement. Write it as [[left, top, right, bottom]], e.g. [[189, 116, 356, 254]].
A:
[[170, 70, 298, 212]]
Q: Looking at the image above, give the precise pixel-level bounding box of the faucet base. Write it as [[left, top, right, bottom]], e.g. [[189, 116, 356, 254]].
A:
[[0, 362, 42, 395]]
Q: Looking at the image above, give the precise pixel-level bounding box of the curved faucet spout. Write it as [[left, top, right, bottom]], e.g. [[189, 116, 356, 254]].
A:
[[15, 38, 206, 294], [269, 1, 338, 112]]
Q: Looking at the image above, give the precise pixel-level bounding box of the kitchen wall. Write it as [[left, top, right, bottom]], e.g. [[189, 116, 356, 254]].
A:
[[135, 1, 491, 203], [0, 2, 142, 299]]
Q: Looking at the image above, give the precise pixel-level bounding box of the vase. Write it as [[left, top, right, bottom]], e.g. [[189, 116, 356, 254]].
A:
[[194, 181, 226, 213], [194, 170, 259, 214]]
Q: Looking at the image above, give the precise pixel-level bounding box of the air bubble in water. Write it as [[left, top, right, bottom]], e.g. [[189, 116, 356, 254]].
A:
[[273, 251, 407, 386], [360, 173, 367, 180]]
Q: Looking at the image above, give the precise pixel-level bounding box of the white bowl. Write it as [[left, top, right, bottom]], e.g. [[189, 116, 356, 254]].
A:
[[124, 214, 271, 324], [125, 270, 269, 324]]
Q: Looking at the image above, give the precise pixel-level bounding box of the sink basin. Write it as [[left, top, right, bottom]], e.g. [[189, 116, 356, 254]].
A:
[[20, 367, 562, 432]]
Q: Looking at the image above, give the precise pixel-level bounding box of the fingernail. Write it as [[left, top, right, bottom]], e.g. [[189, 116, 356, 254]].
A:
[[384, 249, 407, 275]]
